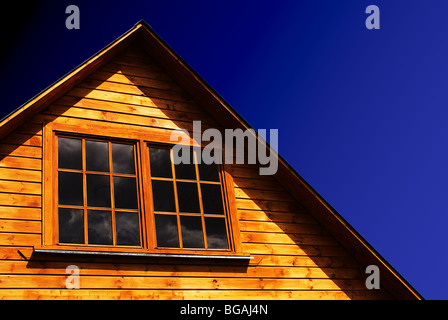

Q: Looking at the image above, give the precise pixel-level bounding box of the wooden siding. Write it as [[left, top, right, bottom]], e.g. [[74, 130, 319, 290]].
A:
[[0, 46, 391, 300]]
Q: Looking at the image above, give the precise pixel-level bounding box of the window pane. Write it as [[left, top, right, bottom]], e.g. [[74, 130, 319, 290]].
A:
[[180, 216, 204, 249], [154, 214, 179, 248], [86, 140, 109, 172], [198, 162, 220, 182], [152, 180, 175, 212], [58, 172, 83, 206], [205, 217, 229, 249], [176, 182, 200, 213], [58, 137, 82, 170], [87, 210, 112, 245], [86, 174, 111, 208], [149, 147, 172, 178], [200, 184, 224, 214], [174, 148, 196, 180], [113, 177, 138, 209], [58, 208, 84, 244], [116, 212, 140, 246], [112, 143, 135, 174]]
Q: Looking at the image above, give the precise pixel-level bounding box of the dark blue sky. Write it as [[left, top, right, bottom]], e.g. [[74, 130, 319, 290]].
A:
[[2, 1, 447, 299]]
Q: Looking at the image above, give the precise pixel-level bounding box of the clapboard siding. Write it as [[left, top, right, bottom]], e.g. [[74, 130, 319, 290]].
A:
[[0, 46, 392, 300], [0, 289, 388, 300]]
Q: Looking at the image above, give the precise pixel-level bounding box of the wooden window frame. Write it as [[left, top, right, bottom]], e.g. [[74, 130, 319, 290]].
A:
[[56, 135, 143, 248], [40, 121, 244, 258], [146, 143, 232, 251]]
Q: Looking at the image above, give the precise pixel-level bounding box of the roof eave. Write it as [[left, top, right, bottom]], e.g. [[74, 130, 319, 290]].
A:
[[0, 22, 144, 140]]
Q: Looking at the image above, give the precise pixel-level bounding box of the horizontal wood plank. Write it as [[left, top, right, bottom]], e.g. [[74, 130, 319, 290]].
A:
[[0, 180, 41, 195], [90, 69, 185, 93], [44, 104, 205, 132], [251, 254, 361, 268], [0, 156, 42, 171], [0, 260, 361, 280], [241, 232, 337, 246], [0, 289, 390, 300], [0, 193, 41, 208], [230, 165, 277, 179], [1, 133, 42, 147], [236, 198, 302, 213], [0, 274, 367, 290], [243, 243, 350, 257], [0, 206, 41, 221], [0, 144, 41, 159], [0, 219, 41, 234], [0, 247, 34, 260], [233, 177, 282, 191], [55, 95, 216, 125], [101, 62, 174, 82], [34, 115, 208, 149], [67, 87, 203, 114], [79, 79, 194, 103], [0, 233, 41, 246], [234, 187, 294, 202], [239, 220, 324, 235], [0, 168, 41, 183], [14, 123, 42, 136], [237, 210, 316, 224]]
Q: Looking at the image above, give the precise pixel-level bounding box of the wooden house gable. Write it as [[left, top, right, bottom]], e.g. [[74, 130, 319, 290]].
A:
[[0, 21, 421, 300]]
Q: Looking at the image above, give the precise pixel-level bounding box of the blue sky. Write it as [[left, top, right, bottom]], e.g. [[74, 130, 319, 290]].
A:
[[2, 1, 447, 299]]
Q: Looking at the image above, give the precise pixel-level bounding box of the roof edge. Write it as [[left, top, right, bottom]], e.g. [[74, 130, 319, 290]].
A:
[[0, 21, 145, 140]]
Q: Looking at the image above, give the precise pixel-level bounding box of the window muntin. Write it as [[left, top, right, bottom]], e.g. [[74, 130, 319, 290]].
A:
[[148, 146, 230, 250], [57, 136, 141, 247]]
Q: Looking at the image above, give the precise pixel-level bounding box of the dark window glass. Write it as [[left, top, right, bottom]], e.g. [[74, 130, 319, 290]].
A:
[[154, 214, 179, 248], [198, 162, 220, 182], [112, 143, 135, 174], [180, 216, 204, 248], [176, 182, 200, 213], [113, 177, 138, 209], [205, 217, 229, 249], [174, 148, 196, 180], [149, 147, 172, 178], [87, 210, 112, 245], [152, 180, 175, 212], [58, 172, 83, 206], [86, 140, 109, 172], [58, 208, 84, 244], [200, 184, 224, 214], [58, 137, 82, 170], [116, 212, 140, 246], [86, 174, 111, 208]]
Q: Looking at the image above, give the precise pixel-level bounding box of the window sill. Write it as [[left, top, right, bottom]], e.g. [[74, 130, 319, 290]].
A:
[[33, 247, 253, 261]]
